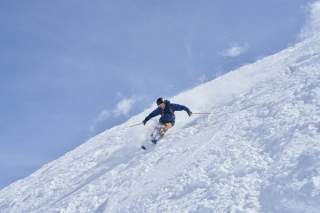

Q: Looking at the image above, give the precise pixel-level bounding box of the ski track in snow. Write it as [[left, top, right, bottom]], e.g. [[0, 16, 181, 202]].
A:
[[1, 37, 320, 213]]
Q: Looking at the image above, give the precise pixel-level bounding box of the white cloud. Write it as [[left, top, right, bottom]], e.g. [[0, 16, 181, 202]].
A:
[[96, 110, 111, 122], [89, 96, 137, 134], [222, 43, 248, 57], [113, 97, 136, 117], [299, 1, 320, 40]]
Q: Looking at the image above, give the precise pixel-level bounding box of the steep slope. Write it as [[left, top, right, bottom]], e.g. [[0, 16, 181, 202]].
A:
[[1, 37, 320, 213]]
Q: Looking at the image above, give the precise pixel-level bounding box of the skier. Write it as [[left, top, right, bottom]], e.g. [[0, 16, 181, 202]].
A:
[[141, 97, 192, 149]]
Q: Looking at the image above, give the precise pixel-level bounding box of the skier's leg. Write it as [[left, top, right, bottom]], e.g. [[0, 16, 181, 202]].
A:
[[151, 124, 161, 137], [151, 122, 173, 145], [159, 122, 173, 136], [151, 124, 162, 143]]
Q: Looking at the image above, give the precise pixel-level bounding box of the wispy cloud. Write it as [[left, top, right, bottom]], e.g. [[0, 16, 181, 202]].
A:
[[113, 97, 136, 116], [222, 43, 248, 57], [95, 110, 111, 122], [89, 95, 138, 134], [186, 42, 193, 60], [184, 40, 195, 75], [299, 1, 320, 40], [198, 74, 207, 83]]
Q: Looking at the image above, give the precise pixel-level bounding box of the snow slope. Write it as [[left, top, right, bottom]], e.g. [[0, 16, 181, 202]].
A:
[[1, 11, 320, 213]]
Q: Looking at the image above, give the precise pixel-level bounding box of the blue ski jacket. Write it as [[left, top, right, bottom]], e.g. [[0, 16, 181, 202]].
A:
[[143, 100, 191, 125]]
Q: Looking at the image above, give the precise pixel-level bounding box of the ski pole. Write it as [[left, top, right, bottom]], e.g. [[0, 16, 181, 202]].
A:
[[192, 112, 211, 115], [128, 122, 142, 128]]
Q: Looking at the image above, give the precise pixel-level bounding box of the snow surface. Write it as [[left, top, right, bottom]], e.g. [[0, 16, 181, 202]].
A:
[[1, 5, 320, 213], [0, 37, 319, 213]]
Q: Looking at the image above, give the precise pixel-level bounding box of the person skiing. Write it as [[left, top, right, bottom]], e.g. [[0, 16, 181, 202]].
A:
[[142, 97, 192, 145]]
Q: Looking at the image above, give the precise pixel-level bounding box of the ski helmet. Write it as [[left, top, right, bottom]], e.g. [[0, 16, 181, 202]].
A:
[[156, 97, 164, 105]]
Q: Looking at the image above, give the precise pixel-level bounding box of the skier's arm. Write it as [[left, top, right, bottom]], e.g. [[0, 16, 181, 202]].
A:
[[143, 108, 161, 124], [171, 104, 192, 116]]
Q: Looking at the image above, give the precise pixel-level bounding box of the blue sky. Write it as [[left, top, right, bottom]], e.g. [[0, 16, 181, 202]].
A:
[[0, 0, 314, 189]]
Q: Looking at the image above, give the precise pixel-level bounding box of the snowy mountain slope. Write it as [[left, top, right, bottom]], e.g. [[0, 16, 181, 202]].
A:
[[1, 32, 320, 213]]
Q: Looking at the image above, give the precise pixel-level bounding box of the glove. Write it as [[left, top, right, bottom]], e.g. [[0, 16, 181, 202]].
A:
[[142, 120, 147, 125], [187, 111, 192, 117]]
